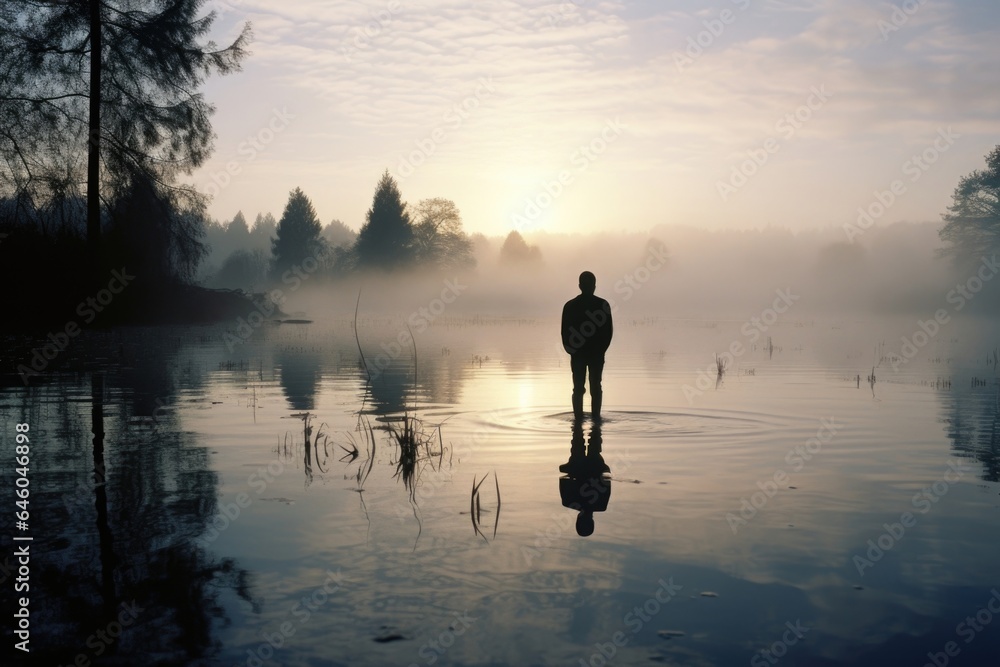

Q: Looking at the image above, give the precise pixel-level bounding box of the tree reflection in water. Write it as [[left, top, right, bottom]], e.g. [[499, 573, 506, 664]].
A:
[[1, 361, 256, 665]]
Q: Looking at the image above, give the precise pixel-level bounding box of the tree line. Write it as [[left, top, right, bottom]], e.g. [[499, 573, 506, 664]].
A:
[[201, 170, 547, 292], [1, 0, 996, 325], [0, 1, 540, 325]]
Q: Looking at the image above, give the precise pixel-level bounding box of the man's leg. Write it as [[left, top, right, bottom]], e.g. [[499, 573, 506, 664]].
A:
[[589, 357, 604, 420], [571, 355, 586, 418]]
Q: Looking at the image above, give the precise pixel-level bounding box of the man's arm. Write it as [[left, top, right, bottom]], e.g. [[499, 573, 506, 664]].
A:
[[607, 300, 613, 344], [561, 301, 572, 354], [601, 298, 613, 351]]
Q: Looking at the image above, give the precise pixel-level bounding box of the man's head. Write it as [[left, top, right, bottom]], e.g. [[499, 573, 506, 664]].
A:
[[579, 271, 596, 295]]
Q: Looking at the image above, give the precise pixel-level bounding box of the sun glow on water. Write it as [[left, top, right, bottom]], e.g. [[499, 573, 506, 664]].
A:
[[517, 380, 534, 409]]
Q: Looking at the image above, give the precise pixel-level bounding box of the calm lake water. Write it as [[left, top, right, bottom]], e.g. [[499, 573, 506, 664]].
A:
[[2, 311, 999, 666]]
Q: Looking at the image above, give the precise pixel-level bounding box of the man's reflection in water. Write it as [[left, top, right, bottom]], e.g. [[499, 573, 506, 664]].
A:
[[559, 418, 611, 536]]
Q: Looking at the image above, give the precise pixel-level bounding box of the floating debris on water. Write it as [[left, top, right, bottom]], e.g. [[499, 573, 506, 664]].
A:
[[373, 628, 407, 643]]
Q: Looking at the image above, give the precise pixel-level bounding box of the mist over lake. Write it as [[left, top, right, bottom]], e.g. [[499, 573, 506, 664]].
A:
[[4, 1, 1000, 665], [4, 223, 1000, 665]]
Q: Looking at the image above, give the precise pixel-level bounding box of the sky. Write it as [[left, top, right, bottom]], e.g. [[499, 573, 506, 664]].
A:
[[192, 0, 1000, 237]]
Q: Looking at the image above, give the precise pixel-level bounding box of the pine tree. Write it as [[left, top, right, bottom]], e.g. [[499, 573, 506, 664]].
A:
[[271, 188, 323, 279], [354, 170, 413, 270], [250, 212, 277, 253], [0, 0, 251, 276], [499, 230, 542, 265]]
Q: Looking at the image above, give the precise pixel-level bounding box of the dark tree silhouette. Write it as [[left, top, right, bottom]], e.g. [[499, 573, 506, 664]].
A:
[[499, 230, 542, 265], [412, 197, 476, 269], [271, 187, 324, 278], [322, 218, 357, 250], [201, 211, 273, 283], [228, 210, 250, 241], [251, 211, 277, 251], [354, 170, 413, 270], [0, 0, 251, 276], [200, 217, 228, 273], [278, 347, 322, 412], [106, 171, 208, 282], [213, 248, 268, 290], [939, 145, 1000, 262]]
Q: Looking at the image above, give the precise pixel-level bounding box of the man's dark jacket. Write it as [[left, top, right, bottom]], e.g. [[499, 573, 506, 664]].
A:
[[561, 294, 613, 358]]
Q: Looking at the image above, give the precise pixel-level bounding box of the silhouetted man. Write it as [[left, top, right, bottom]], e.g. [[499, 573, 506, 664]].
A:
[[561, 271, 613, 420]]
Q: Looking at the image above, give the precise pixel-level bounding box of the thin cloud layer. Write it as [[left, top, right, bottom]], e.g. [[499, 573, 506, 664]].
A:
[[196, 0, 1000, 236]]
